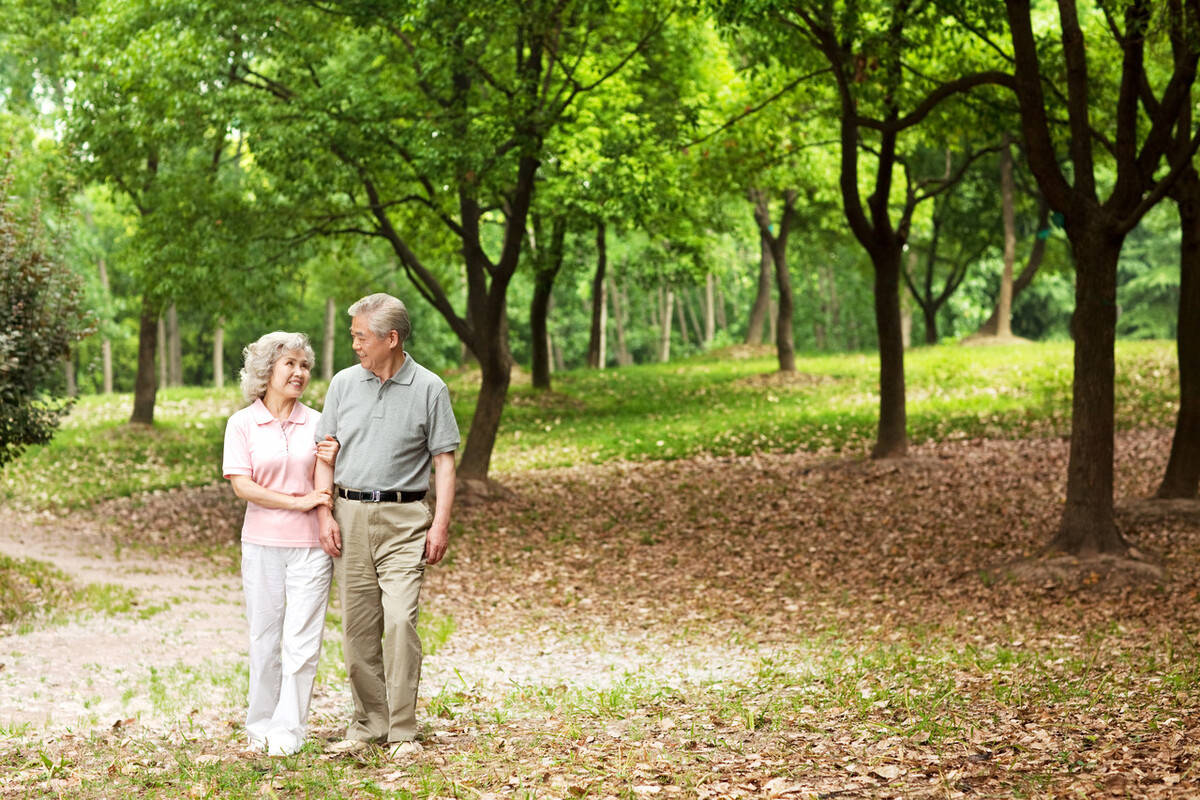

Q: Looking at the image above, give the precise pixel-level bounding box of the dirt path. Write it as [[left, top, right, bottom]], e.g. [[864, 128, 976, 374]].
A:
[[0, 511, 251, 738], [0, 503, 766, 747]]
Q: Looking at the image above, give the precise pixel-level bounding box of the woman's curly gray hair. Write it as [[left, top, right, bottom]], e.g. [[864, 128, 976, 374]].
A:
[[239, 331, 315, 403]]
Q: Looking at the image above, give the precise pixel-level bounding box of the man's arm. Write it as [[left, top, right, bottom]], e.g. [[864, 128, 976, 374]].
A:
[[315, 438, 342, 558], [425, 451, 456, 565]]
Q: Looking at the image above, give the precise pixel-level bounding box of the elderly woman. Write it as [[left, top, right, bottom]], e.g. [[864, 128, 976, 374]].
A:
[[222, 331, 338, 756]]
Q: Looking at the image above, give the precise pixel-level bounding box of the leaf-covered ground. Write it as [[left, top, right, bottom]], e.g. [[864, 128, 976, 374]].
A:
[[2, 429, 1198, 798]]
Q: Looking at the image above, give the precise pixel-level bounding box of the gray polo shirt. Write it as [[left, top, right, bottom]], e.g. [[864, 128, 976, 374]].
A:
[[314, 353, 460, 492]]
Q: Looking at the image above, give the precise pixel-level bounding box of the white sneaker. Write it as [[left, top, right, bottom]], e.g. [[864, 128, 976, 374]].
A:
[[246, 737, 266, 754], [387, 740, 423, 759], [267, 739, 300, 757]]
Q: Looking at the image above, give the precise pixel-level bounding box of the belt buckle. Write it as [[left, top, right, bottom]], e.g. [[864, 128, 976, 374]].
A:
[[369, 490, 381, 503]]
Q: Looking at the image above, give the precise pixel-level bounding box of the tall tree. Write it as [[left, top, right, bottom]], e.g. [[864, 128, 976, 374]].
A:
[[1157, 88, 1200, 498], [1004, 0, 1200, 552], [720, 1, 1012, 457], [217, 0, 671, 481], [56, 1, 295, 423]]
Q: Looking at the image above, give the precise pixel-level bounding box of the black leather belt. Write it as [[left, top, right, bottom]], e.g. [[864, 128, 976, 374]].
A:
[[337, 487, 427, 503]]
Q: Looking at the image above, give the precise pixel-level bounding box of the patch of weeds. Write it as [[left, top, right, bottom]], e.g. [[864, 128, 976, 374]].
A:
[[418, 610, 456, 656], [74, 582, 137, 616], [0, 555, 75, 625]]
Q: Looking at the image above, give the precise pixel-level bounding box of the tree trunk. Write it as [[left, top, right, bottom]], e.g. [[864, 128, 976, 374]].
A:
[[323, 296, 336, 382], [213, 316, 225, 389], [996, 133, 1017, 337], [773, 239, 795, 373], [587, 221, 607, 368], [915, 248, 937, 345], [704, 273, 715, 345], [658, 286, 673, 362], [457, 345, 512, 480], [530, 271, 554, 389], [684, 289, 704, 345], [715, 280, 728, 333], [610, 274, 632, 366], [871, 248, 908, 458], [752, 188, 797, 372], [157, 315, 168, 391], [64, 357, 77, 397], [675, 290, 689, 347], [131, 298, 160, 425], [167, 303, 182, 387], [1048, 227, 1126, 553], [746, 189, 773, 345], [976, 200, 1051, 336], [530, 217, 565, 390], [1158, 167, 1200, 498], [97, 252, 113, 394]]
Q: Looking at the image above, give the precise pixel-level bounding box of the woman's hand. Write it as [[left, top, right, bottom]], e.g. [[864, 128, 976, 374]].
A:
[[292, 488, 333, 511], [316, 435, 339, 466]]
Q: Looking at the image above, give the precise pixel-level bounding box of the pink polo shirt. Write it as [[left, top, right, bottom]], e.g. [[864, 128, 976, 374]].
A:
[[222, 399, 322, 548]]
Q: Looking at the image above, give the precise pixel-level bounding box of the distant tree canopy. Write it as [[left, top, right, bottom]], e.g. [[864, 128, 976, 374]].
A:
[[0, 180, 91, 468]]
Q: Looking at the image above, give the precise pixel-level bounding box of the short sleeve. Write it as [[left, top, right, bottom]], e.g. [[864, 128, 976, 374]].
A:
[[222, 413, 252, 478], [426, 385, 461, 456], [315, 377, 340, 443]]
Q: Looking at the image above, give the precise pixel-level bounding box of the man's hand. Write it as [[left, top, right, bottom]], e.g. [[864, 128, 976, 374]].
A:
[[319, 513, 342, 558], [316, 435, 339, 466], [425, 521, 449, 565]]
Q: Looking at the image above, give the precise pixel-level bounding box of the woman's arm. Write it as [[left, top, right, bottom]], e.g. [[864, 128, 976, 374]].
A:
[[228, 475, 331, 512]]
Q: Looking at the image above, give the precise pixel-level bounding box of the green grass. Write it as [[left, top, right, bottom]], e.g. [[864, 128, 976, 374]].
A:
[[480, 339, 1176, 471], [0, 340, 1179, 509], [0, 554, 149, 628]]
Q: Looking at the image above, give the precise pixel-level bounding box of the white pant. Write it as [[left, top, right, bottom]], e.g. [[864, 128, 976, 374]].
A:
[[242, 543, 333, 754]]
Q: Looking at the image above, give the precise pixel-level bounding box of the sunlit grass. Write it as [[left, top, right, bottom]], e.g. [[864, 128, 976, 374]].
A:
[[0, 340, 1178, 508]]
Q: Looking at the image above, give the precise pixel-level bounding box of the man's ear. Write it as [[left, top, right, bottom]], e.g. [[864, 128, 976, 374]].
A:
[[388, 330, 401, 349]]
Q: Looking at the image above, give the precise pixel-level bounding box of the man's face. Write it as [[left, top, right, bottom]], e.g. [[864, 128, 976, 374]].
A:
[[351, 314, 396, 374]]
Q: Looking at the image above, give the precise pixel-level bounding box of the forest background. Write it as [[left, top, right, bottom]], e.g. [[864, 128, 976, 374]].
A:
[[1, 1, 1200, 797]]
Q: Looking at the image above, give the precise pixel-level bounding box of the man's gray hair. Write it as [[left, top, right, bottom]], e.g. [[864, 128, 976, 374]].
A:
[[239, 331, 315, 403], [348, 293, 411, 344]]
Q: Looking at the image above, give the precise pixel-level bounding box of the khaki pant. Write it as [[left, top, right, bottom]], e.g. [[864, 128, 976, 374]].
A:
[[333, 497, 431, 743]]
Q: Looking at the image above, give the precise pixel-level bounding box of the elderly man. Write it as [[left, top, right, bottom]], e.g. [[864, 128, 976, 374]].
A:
[[314, 293, 459, 756]]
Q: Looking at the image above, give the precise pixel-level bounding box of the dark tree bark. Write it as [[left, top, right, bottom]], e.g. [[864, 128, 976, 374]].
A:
[[902, 197, 976, 345], [789, 4, 1013, 457], [750, 188, 798, 372], [130, 298, 160, 425], [587, 221, 607, 368], [1159, 165, 1200, 497], [530, 216, 566, 390], [1006, 0, 1200, 552]]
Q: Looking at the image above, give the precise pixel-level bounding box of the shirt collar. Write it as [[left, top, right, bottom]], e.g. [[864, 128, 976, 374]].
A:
[[358, 351, 416, 387], [250, 397, 309, 425]]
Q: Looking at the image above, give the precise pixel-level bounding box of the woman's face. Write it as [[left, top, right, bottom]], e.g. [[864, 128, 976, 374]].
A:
[[266, 349, 311, 402]]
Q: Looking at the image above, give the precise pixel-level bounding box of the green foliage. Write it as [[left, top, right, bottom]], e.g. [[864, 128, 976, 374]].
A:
[[0, 175, 92, 468]]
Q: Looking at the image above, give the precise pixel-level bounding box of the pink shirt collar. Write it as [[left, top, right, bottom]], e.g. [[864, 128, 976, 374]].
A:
[[249, 397, 310, 426]]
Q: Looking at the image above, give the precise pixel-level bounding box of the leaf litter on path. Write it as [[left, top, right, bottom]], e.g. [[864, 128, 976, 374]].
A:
[[1, 429, 1197, 798]]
